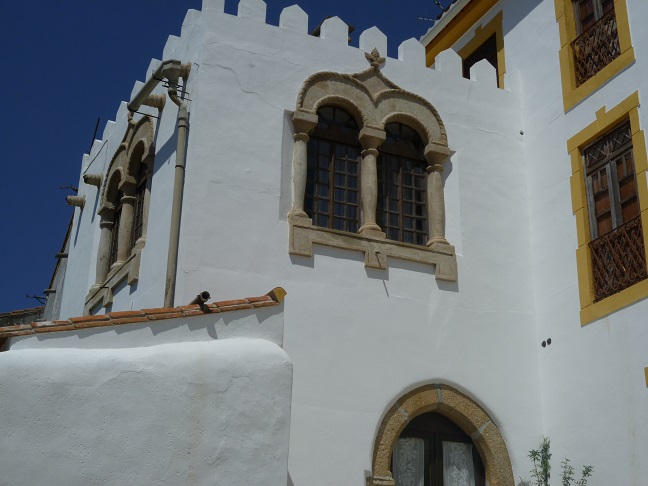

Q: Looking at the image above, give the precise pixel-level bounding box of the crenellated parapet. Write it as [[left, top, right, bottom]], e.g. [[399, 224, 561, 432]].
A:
[[82, 0, 500, 166]]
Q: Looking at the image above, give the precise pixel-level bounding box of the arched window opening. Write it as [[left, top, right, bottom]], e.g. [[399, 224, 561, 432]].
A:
[[131, 162, 148, 250], [305, 106, 361, 232], [392, 413, 485, 486], [378, 123, 428, 246]]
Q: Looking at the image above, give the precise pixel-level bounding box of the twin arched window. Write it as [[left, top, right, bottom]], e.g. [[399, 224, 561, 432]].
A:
[[105, 157, 150, 268], [288, 64, 456, 279], [305, 106, 428, 245], [86, 117, 154, 312]]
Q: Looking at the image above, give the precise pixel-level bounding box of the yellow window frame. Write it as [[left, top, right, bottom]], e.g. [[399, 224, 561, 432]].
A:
[[568, 91, 648, 325], [457, 11, 506, 89], [554, 0, 635, 111]]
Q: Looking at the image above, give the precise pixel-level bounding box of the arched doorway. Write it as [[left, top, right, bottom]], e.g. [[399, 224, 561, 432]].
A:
[[367, 384, 514, 486]]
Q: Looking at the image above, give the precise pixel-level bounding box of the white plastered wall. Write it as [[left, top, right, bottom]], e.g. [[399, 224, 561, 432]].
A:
[[58, 0, 648, 483], [150, 3, 541, 484], [501, 0, 648, 483], [0, 336, 292, 486]]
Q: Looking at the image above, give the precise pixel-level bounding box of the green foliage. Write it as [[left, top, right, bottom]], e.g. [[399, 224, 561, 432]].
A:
[[525, 438, 593, 486], [528, 437, 551, 486]]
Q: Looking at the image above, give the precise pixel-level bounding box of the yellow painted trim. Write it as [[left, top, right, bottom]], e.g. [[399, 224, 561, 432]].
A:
[[644, 367, 648, 387], [580, 279, 648, 324], [634, 131, 648, 173], [567, 91, 639, 151], [637, 171, 648, 214], [555, 0, 635, 111], [424, 0, 499, 66], [567, 92, 648, 325], [457, 11, 506, 89]]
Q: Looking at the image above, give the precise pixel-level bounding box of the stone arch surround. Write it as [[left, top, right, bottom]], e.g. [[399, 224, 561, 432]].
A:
[[367, 383, 514, 486]]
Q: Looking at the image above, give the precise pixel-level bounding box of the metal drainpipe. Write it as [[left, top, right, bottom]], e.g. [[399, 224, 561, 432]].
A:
[[164, 83, 189, 308], [126, 59, 191, 309]]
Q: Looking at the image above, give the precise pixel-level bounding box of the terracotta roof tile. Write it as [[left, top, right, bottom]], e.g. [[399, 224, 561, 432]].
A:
[[0, 287, 285, 340]]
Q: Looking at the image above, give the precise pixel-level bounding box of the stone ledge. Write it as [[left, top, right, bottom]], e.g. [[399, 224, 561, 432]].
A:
[[289, 217, 457, 281]]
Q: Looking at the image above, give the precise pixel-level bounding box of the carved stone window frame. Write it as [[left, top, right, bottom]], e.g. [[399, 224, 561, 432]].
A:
[[85, 116, 155, 313], [288, 50, 457, 281]]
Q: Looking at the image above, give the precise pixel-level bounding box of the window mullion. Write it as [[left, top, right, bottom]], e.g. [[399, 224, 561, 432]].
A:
[[329, 145, 335, 226], [585, 170, 599, 239], [607, 161, 621, 229], [398, 162, 404, 242]]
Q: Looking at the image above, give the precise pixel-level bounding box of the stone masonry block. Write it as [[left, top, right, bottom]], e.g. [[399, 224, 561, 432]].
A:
[[359, 26, 387, 57], [144, 58, 161, 83], [398, 38, 425, 65], [181, 10, 201, 38], [320, 17, 348, 46], [373, 404, 408, 475], [434, 48, 462, 76], [438, 384, 491, 434], [201, 0, 225, 12], [162, 35, 181, 60], [238, 0, 267, 22], [279, 5, 308, 33], [130, 81, 144, 104], [398, 385, 439, 417], [101, 121, 115, 145], [470, 58, 497, 87]]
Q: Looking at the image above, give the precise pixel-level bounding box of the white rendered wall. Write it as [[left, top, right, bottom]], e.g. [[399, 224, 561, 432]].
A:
[[498, 0, 648, 483], [0, 337, 292, 486], [52, 0, 648, 484], [139, 4, 543, 485]]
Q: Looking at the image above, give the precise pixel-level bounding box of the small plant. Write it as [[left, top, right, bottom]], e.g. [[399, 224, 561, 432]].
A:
[[528, 437, 551, 486], [525, 438, 593, 486]]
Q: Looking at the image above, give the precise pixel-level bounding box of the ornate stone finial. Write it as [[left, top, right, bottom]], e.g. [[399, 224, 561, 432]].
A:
[[364, 48, 385, 70]]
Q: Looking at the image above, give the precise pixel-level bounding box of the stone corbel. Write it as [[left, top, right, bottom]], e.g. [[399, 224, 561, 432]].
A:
[[358, 126, 386, 236], [66, 195, 86, 208], [288, 109, 319, 221], [424, 143, 452, 247], [83, 173, 103, 187]]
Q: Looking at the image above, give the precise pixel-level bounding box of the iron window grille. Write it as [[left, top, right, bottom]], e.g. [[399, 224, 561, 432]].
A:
[[571, 0, 619, 86], [583, 120, 647, 300]]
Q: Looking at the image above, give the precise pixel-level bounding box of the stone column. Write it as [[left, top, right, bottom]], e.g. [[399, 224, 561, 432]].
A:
[[358, 127, 386, 235], [93, 205, 115, 289], [117, 177, 136, 263], [424, 144, 452, 247], [288, 110, 319, 220]]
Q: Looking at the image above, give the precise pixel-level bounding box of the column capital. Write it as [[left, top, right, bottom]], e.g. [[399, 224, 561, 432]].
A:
[[424, 142, 451, 165], [361, 147, 379, 158], [426, 164, 444, 174], [120, 194, 137, 205], [118, 176, 137, 195], [292, 109, 319, 134], [359, 126, 386, 150], [98, 202, 115, 218], [294, 132, 310, 143]]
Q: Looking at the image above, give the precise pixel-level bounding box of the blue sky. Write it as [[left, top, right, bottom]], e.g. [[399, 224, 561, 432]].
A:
[[0, 0, 453, 313]]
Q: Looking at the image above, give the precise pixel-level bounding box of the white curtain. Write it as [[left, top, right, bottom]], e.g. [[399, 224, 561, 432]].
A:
[[442, 441, 476, 486], [393, 438, 425, 486]]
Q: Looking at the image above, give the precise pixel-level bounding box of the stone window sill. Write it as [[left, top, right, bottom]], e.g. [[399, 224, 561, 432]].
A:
[[85, 245, 143, 314], [288, 215, 457, 281]]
